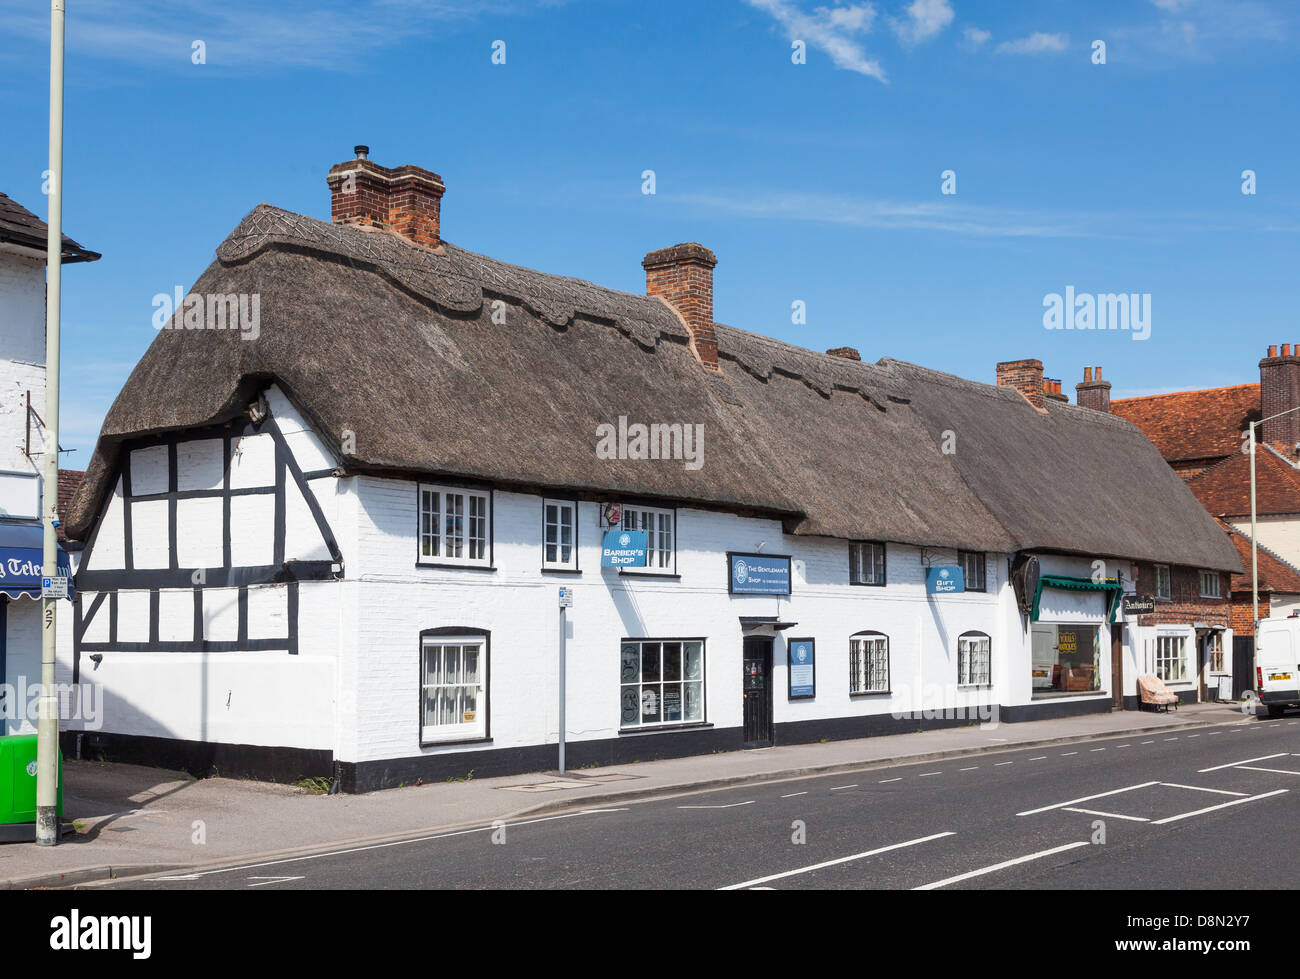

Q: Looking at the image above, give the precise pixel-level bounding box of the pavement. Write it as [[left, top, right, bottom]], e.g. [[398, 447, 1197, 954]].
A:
[[0, 700, 1258, 889]]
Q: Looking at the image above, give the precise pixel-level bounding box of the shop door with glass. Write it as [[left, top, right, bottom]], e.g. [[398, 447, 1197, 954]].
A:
[[742, 637, 773, 748]]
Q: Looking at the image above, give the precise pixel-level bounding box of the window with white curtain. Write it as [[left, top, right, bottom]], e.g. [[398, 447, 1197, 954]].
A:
[[421, 634, 487, 741]]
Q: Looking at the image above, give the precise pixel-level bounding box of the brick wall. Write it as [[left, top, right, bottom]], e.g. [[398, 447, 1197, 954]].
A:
[[643, 243, 719, 371], [1134, 562, 1230, 628], [995, 359, 1045, 410]]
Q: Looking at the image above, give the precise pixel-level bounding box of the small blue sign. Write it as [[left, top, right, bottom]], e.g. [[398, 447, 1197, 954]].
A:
[[788, 638, 815, 699], [729, 553, 791, 595], [601, 530, 647, 567], [926, 566, 965, 594]]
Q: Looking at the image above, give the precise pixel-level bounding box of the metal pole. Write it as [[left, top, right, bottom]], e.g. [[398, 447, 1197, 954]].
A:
[[36, 0, 66, 846], [1250, 422, 1258, 631], [558, 605, 566, 774]]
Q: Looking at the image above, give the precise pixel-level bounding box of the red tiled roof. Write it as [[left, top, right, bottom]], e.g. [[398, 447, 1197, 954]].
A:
[[1112, 383, 1259, 464], [1187, 448, 1300, 518], [56, 469, 85, 541], [1224, 522, 1300, 594]]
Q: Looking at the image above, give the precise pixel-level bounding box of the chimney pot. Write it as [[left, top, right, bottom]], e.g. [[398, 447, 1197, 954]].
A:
[[1083, 367, 1093, 382], [354, 144, 369, 160], [643, 243, 720, 373], [1269, 344, 1278, 357]]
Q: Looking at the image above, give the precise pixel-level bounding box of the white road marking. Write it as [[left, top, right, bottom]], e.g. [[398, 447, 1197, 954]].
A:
[[1060, 752, 1078, 756], [1236, 765, 1300, 776], [1062, 808, 1150, 822], [1029, 756, 1048, 761], [719, 832, 956, 890], [1187, 734, 1200, 738], [829, 785, 858, 792], [1159, 782, 1247, 797], [913, 841, 1091, 891], [1197, 752, 1288, 773], [1164, 738, 1179, 742], [918, 772, 942, 777], [1115, 745, 1131, 749], [994, 761, 1014, 766], [879, 778, 902, 783], [247, 876, 304, 887], [780, 792, 808, 798], [1089, 748, 1105, 752], [144, 809, 625, 881], [1208, 731, 1223, 735], [959, 766, 979, 771], [1018, 781, 1160, 817], [679, 801, 754, 809], [1151, 789, 1288, 825], [1140, 741, 1154, 745]]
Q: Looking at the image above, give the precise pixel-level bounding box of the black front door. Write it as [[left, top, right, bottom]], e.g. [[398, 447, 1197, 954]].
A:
[[743, 637, 773, 748]]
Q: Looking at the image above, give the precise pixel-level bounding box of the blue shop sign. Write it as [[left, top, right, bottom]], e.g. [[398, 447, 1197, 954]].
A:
[[788, 638, 816, 699], [0, 524, 75, 600], [728, 553, 791, 595], [601, 530, 647, 567], [926, 566, 965, 594]]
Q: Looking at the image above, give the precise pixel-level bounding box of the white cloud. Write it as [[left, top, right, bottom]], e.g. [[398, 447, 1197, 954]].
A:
[[995, 32, 1070, 55], [962, 26, 992, 48], [745, 0, 888, 82], [890, 0, 954, 45]]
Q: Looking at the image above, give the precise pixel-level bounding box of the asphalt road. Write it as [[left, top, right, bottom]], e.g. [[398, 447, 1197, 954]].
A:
[[102, 717, 1300, 890]]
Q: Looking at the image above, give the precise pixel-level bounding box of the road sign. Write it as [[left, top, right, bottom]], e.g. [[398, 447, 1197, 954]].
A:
[[558, 587, 573, 608], [41, 576, 68, 600]]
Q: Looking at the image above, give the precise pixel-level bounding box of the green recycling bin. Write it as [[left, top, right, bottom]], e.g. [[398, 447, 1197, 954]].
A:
[[0, 734, 63, 843]]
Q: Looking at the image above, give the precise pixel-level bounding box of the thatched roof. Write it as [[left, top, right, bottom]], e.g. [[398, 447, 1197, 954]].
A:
[[886, 360, 1241, 570], [65, 204, 1240, 571]]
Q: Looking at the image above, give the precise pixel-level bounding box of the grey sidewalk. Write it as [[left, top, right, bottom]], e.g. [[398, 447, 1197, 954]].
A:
[[0, 701, 1255, 888]]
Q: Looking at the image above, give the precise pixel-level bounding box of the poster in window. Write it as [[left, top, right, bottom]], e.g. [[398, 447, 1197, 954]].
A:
[[621, 688, 639, 725]]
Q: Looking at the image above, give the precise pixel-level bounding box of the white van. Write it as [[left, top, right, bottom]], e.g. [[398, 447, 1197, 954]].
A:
[[1255, 616, 1300, 717]]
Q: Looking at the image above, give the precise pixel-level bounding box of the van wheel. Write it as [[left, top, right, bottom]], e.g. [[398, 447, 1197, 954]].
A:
[[1267, 705, 1286, 719]]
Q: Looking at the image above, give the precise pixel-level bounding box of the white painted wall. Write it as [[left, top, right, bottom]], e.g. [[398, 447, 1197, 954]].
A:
[[1229, 515, 1300, 571], [0, 252, 47, 517]]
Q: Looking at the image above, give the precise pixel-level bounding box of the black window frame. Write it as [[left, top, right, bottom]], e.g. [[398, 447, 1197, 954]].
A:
[[958, 550, 986, 592], [849, 540, 887, 587]]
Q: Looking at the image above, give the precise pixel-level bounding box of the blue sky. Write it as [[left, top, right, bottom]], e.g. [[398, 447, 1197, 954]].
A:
[[1, 0, 1296, 463]]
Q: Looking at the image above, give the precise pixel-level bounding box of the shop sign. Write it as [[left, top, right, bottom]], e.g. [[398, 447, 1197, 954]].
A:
[[788, 638, 816, 699], [1122, 594, 1155, 615], [601, 530, 647, 567], [728, 553, 791, 595], [926, 566, 965, 594]]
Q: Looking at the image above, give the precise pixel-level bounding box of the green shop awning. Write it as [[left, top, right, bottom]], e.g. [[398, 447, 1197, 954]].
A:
[[1031, 575, 1123, 623]]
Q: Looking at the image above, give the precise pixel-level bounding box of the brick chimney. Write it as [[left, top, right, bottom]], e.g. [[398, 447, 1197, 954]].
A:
[[326, 145, 446, 249], [996, 359, 1045, 410], [827, 347, 861, 361], [643, 243, 719, 373], [1076, 365, 1112, 413], [1259, 342, 1300, 447]]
